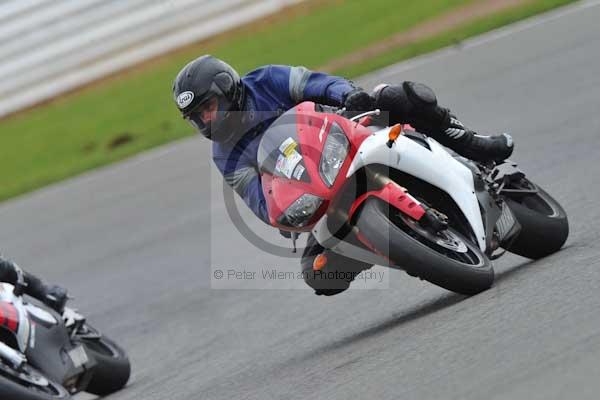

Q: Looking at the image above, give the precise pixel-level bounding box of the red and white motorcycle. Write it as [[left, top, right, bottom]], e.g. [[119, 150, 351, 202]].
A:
[[258, 102, 569, 294]]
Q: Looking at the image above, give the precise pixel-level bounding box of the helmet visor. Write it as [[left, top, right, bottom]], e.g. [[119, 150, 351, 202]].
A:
[[185, 95, 232, 138]]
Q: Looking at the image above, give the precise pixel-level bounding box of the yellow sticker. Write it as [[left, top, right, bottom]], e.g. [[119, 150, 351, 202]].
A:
[[279, 137, 299, 158], [283, 142, 297, 157]]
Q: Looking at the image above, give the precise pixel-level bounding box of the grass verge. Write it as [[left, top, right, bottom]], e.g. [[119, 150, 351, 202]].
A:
[[0, 0, 577, 202], [333, 0, 578, 77]]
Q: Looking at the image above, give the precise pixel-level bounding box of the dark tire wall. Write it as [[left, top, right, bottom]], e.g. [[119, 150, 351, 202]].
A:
[[504, 186, 569, 259], [0, 370, 70, 399], [81, 335, 131, 396], [355, 197, 494, 295]]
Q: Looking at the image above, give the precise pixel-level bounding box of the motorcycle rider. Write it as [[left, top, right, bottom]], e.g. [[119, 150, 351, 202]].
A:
[[0, 255, 68, 312], [173, 55, 514, 296]]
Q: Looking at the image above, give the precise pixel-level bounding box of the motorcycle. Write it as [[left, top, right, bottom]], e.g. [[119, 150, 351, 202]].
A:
[[257, 102, 569, 294], [0, 265, 130, 399]]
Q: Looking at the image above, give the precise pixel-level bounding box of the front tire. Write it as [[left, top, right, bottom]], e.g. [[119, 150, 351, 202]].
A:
[[0, 362, 70, 400], [355, 198, 494, 295]]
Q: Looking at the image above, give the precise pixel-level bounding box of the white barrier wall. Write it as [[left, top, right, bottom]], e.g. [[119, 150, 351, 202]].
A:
[[0, 0, 301, 118]]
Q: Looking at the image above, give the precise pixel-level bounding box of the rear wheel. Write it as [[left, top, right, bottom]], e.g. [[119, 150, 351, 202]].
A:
[[0, 361, 70, 399], [503, 180, 569, 259], [355, 198, 494, 295], [77, 325, 130, 396]]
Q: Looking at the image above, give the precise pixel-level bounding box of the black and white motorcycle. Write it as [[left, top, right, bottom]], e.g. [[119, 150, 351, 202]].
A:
[[0, 265, 130, 399]]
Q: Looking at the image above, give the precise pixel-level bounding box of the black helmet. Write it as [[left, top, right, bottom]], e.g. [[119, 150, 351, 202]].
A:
[[173, 55, 245, 142]]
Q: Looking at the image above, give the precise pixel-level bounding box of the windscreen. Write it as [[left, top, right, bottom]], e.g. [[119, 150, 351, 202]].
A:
[[257, 108, 309, 182]]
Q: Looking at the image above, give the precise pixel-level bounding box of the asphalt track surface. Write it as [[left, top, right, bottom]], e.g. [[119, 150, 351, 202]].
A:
[[1, 2, 600, 399]]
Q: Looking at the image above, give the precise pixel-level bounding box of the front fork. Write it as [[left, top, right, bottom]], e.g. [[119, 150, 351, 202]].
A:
[[347, 168, 447, 232], [347, 169, 425, 221]]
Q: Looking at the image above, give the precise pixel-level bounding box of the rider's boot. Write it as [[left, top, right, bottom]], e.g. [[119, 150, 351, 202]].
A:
[[438, 115, 514, 162]]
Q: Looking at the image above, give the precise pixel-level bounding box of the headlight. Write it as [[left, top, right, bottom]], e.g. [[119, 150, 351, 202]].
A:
[[319, 122, 349, 187], [278, 194, 323, 228]]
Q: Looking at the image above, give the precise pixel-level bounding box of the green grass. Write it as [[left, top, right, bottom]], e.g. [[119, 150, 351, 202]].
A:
[[334, 0, 579, 77], [0, 0, 576, 202]]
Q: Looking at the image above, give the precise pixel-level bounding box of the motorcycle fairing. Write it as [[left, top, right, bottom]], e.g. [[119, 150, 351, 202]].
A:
[[260, 102, 372, 231], [347, 128, 486, 251], [0, 284, 95, 389], [25, 305, 95, 388], [344, 128, 487, 251], [0, 283, 31, 351], [0, 301, 19, 333]]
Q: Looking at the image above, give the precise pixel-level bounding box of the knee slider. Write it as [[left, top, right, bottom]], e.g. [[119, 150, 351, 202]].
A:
[[301, 266, 351, 293], [315, 288, 347, 296]]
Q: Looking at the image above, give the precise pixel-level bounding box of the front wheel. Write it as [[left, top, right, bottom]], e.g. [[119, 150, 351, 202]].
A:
[[76, 324, 130, 396], [0, 361, 70, 399], [503, 181, 569, 259], [355, 198, 494, 295]]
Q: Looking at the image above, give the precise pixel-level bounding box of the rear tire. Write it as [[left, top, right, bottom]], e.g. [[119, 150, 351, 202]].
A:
[[355, 198, 494, 295], [503, 184, 569, 259], [79, 331, 130, 396]]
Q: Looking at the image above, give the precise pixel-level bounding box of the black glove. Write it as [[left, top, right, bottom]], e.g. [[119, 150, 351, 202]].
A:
[[43, 284, 69, 313], [343, 89, 375, 113], [279, 229, 292, 239]]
